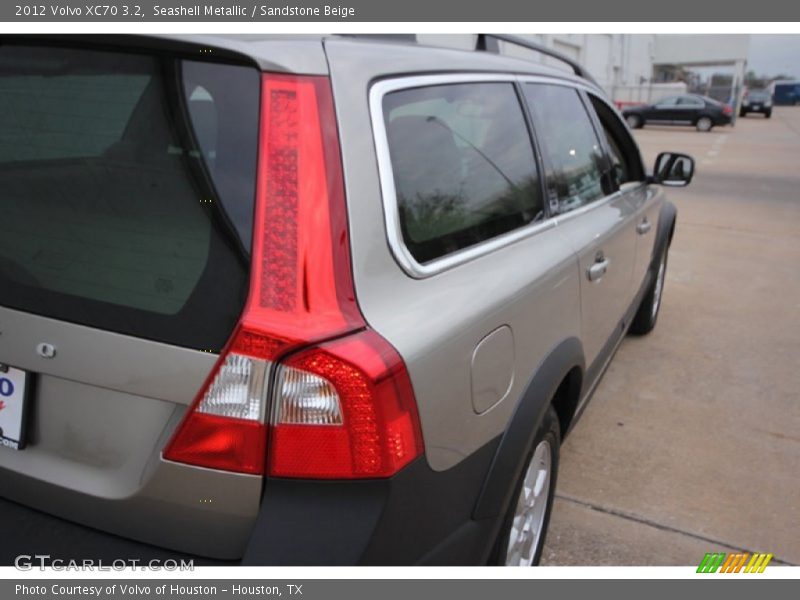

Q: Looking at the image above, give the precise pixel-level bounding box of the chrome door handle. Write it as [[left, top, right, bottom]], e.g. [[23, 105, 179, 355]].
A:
[[587, 258, 610, 281], [637, 219, 652, 235]]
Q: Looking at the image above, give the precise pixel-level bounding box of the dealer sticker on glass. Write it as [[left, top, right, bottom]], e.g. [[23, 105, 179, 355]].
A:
[[0, 364, 30, 450]]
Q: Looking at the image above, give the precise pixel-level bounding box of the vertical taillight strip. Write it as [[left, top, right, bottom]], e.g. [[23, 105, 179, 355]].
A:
[[237, 75, 365, 362]]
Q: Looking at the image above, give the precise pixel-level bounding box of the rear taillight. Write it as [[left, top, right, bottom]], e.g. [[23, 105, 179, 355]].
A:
[[268, 331, 423, 479], [164, 74, 423, 478], [161, 347, 270, 474], [723, 104, 733, 115]]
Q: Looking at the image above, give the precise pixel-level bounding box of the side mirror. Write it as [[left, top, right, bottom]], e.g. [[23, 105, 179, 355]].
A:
[[649, 152, 695, 187]]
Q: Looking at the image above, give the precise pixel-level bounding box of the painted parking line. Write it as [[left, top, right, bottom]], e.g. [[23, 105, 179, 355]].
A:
[[701, 133, 729, 165]]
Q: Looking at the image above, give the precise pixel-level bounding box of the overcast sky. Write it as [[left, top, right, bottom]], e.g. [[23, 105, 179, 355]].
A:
[[748, 35, 800, 78]]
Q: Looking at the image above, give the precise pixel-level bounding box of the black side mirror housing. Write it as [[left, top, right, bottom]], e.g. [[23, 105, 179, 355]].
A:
[[648, 152, 695, 187]]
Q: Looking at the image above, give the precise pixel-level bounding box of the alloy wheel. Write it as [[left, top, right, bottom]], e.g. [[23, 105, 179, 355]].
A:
[[505, 440, 553, 566]]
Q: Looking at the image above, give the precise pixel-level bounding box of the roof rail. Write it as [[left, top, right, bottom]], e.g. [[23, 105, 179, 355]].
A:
[[476, 34, 599, 86]]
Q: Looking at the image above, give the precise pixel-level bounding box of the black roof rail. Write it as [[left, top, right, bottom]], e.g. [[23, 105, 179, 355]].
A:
[[476, 34, 599, 86]]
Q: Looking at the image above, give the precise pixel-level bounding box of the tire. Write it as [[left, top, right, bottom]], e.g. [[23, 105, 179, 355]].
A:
[[765, 111, 772, 118], [629, 247, 668, 335], [491, 406, 560, 566], [739, 110, 747, 117], [625, 114, 643, 129], [696, 116, 713, 132]]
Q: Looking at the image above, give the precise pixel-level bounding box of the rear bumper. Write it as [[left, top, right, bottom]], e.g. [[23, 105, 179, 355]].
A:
[[0, 437, 502, 566], [0, 496, 221, 567], [242, 437, 502, 565]]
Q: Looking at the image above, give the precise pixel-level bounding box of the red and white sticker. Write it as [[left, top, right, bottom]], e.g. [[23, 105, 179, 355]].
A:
[[0, 366, 28, 450]]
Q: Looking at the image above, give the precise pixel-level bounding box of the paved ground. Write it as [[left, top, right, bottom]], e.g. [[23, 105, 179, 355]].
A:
[[541, 107, 800, 566]]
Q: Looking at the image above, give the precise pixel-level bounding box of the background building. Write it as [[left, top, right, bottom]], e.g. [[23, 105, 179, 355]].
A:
[[417, 34, 750, 109]]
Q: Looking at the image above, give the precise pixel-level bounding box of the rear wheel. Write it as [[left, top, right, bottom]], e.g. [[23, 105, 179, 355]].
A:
[[626, 114, 643, 129], [492, 406, 560, 566], [696, 116, 713, 132], [765, 110, 772, 118]]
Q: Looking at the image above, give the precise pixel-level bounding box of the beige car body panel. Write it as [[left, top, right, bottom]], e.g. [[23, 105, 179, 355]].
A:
[[325, 38, 662, 471]]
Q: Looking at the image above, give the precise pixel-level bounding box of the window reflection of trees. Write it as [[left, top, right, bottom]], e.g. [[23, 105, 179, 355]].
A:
[[399, 175, 543, 263]]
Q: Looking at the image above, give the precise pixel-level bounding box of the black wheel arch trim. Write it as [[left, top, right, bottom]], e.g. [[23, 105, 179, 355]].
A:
[[472, 336, 584, 521], [654, 199, 677, 270]]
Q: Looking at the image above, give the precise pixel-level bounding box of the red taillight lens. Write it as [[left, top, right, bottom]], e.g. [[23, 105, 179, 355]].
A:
[[723, 105, 733, 115], [269, 331, 424, 479], [163, 413, 266, 475], [244, 73, 365, 361], [163, 333, 273, 475], [164, 74, 423, 478]]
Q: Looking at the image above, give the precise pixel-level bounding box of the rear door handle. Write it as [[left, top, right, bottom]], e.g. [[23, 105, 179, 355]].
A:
[[637, 219, 652, 235], [587, 258, 610, 281]]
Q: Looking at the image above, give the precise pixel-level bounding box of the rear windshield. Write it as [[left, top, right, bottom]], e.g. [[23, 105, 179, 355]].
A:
[[0, 44, 259, 351]]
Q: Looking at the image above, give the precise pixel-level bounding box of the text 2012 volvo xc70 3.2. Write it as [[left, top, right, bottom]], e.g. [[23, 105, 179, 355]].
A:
[[0, 34, 693, 566]]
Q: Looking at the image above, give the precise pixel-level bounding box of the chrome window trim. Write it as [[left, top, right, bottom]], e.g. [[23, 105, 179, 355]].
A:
[[552, 190, 622, 225], [369, 73, 637, 279]]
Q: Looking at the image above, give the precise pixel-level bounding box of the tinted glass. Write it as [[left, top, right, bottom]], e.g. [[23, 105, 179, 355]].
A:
[[655, 96, 680, 106], [677, 96, 703, 106], [0, 45, 260, 351], [588, 95, 645, 188], [748, 91, 770, 101], [383, 83, 543, 264], [524, 84, 606, 214]]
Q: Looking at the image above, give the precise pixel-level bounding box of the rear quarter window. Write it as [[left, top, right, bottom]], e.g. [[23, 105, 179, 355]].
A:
[[0, 44, 260, 351], [382, 82, 544, 264]]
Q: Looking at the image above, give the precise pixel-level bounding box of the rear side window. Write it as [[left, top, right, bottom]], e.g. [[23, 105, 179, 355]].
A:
[[0, 44, 260, 351], [383, 82, 543, 264], [523, 84, 606, 215], [655, 96, 680, 107], [677, 96, 703, 107]]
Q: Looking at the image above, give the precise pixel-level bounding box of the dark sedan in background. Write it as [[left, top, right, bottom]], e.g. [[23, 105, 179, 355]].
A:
[[623, 94, 733, 132]]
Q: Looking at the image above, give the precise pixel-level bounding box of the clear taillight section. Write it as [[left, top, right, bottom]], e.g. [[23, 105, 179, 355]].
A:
[[198, 354, 268, 421], [273, 366, 343, 426], [163, 72, 424, 479]]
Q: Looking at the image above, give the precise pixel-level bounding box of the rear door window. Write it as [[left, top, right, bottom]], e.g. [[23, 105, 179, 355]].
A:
[[0, 44, 260, 350], [677, 96, 704, 107], [523, 84, 606, 214], [654, 96, 680, 107], [382, 82, 544, 264]]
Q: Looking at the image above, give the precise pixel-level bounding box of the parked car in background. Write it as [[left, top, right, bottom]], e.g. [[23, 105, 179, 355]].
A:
[[772, 80, 800, 106], [622, 94, 733, 132], [740, 89, 773, 117], [0, 33, 693, 567]]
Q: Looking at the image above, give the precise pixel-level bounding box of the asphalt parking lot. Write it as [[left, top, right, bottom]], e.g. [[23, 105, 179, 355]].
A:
[[541, 107, 800, 566]]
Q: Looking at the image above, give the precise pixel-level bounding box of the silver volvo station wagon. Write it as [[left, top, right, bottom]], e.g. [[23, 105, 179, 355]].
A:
[[0, 34, 694, 566]]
